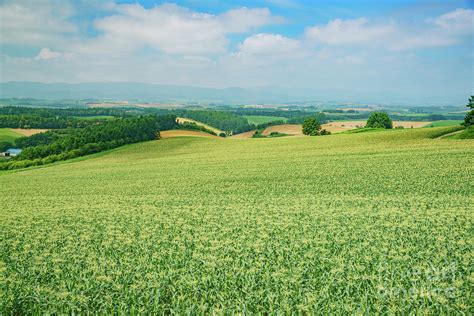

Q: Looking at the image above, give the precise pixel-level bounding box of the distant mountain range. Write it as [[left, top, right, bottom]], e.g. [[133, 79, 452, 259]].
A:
[[0, 81, 301, 104], [0, 81, 466, 106]]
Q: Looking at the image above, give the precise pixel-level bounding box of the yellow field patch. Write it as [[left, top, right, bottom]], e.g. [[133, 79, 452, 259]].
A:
[[160, 130, 222, 139], [262, 124, 304, 136], [11, 129, 48, 136], [262, 121, 432, 135], [322, 121, 432, 133], [176, 117, 223, 134]]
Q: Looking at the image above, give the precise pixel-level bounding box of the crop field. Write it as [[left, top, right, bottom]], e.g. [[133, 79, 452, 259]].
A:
[[10, 128, 49, 137], [160, 130, 221, 139], [0, 128, 23, 143], [230, 130, 256, 139], [176, 117, 223, 134], [0, 127, 473, 314], [262, 124, 303, 135], [243, 115, 288, 125], [71, 115, 115, 120]]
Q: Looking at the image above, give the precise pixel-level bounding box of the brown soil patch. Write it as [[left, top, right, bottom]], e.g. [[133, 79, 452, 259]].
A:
[[262, 124, 304, 136], [322, 121, 432, 133], [231, 130, 256, 139], [11, 129, 48, 136]]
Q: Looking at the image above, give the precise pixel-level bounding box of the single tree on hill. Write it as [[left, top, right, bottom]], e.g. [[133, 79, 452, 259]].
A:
[[463, 95, 473, 127], [366, 112, 393, 129], [302, 118, 332, 136], [302, 118, 322, 136]]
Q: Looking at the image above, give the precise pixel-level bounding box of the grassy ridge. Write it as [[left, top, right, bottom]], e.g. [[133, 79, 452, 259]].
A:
[[0, 128, 22, 143], [1, 127, 473, 313]]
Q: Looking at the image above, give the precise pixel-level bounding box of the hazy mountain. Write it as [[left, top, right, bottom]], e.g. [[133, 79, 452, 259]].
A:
[[0, 82, 296, 104], [0, 81, 465, 106]]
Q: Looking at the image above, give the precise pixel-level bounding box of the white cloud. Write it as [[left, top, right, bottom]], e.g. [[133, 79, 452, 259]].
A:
[[0, 0, 77, 45], [34, 48, 71, 60], [91, 3, 280, 55], [238, 33, 301, 55], [305, 18, 394, 45], [432, 8, 474, 33], [305, 10, 473, 51]]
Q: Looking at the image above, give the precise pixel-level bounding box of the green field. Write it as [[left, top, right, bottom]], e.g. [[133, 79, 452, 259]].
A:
[[244, 115, 287, 125], [424, 120, 463, 127], [72, 115, 115, 120], [1, 127, 472, 313], [0, 128, 22, 143]]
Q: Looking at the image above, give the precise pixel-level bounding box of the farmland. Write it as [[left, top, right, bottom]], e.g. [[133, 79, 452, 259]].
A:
[[424, 120, 463, 127], [0, 128, 22, 143], [243, 115, 287, 125], [1, 126, 472, 314]]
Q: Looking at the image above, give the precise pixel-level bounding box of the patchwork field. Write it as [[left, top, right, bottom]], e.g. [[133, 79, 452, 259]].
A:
[[262, 121, 443, 135], [0, 128, 22, 143], [176, 117, 223, 134], [0, 128, 46, 143], [11, 128, 48, 137], [1, 127, 472, 314], [322, 121, 432, 133], [230, 130, 256, 139], [160, 130, 221, 139], [262, 124, 303, 135]]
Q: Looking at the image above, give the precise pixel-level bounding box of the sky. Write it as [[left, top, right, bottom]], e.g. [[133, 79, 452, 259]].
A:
[[0, 0, 473, 104]]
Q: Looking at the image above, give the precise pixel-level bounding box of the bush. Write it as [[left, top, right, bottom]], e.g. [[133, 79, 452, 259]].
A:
[[219, 132, 226, 137], [366, 112, 393, 129]]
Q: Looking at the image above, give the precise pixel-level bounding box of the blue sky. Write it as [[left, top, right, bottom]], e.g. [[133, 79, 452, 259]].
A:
[[0, 0, 473, 104]]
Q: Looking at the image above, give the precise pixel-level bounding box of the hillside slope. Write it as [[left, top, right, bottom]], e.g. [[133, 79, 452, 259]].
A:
[[1, 127, 472, 314]]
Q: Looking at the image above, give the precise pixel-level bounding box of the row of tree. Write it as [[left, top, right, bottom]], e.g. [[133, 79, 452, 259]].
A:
[[0, 106, 133, 117], [0, 114, 177, 170], [0, 114, 114, 129]]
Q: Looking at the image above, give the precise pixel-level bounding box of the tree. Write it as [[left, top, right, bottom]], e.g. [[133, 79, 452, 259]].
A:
[[366, 112, 393, 129], [302, 118, 321, 136], [463, 96, 474, 127]]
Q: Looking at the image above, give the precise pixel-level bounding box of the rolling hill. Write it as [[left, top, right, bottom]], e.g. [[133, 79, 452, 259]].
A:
[[1, 127, 472, 314]]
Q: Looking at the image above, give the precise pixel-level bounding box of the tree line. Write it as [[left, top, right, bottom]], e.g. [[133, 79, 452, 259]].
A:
[[0, 106, 132, 117], [0, 114, 176, 170]]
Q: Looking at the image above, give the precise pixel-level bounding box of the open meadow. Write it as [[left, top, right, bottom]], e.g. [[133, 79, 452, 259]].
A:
[[1, 126, 472, 314]]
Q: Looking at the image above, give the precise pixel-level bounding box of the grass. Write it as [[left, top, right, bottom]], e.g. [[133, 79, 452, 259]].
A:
[[0, 128, 22, 143], [244, 115, 287, 125], [447, 126, 474, 139], [424, 120, 463, 127], [1, 126, 473, 314]]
